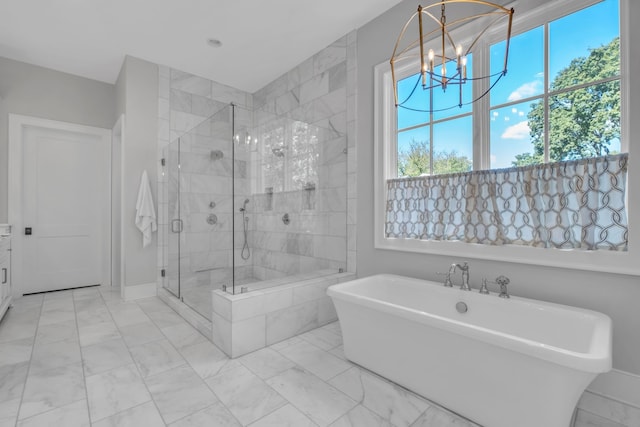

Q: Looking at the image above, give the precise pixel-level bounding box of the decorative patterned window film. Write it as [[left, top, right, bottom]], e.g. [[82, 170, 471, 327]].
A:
[[385, 153, 628, 250]]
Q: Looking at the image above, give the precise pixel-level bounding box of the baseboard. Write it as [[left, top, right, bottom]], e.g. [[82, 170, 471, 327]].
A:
[[122, 282, 157, 301], [587, 369, 640, 409]]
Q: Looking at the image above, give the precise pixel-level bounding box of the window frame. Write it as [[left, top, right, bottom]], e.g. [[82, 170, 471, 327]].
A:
[[373, 0, 638, 275]]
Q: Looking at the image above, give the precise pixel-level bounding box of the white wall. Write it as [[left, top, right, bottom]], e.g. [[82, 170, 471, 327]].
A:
[[356, 0, 640, 377], [116, 56, 159, 289], [0, 56, 116, 222]]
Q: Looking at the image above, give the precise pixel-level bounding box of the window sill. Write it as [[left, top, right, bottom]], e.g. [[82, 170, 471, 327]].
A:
[[374, 235, 640, 276]]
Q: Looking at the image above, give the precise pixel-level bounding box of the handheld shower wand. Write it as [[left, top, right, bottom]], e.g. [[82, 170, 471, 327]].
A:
[[240, 199, 250, 260]]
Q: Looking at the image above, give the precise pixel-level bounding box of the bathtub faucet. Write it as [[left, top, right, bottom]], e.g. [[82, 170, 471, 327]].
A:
[[447, 262, 471, 291]]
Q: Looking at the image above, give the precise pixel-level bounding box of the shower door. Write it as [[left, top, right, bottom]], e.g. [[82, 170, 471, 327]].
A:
[[163, 105, 235, 319]]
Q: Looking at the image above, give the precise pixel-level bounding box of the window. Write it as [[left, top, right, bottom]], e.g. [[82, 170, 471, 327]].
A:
[[374, 0, 635, 274], [392, 0, 622, 177]]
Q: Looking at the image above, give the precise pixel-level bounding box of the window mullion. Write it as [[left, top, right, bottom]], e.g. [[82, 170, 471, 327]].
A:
[[543, 22, 550, 163], [474, 40, 490, 170]]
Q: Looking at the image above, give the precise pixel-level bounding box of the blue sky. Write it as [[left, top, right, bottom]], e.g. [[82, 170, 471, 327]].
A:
[[397, 0, 620, 170]]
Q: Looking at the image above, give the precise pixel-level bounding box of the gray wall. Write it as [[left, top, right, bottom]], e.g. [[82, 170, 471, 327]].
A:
[[356, 0, 640, 376], [0, 57, 116, 222], [116, 56, 159, 288]]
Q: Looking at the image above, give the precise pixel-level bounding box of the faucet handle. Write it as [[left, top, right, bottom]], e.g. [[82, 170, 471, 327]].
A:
[[436, 272, 453, 287], [495, 275, 510, 298], [479, 278, 490, 294]]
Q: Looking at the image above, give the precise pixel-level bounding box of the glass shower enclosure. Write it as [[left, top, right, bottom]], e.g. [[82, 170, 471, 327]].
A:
[[161, 103, 347, 320]]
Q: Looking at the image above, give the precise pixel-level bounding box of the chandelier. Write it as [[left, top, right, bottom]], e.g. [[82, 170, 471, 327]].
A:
[[391, 1, 514, 113]]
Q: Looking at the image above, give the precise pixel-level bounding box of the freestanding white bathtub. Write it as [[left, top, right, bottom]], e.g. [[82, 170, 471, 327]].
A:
[[327, 274, 612, 427]]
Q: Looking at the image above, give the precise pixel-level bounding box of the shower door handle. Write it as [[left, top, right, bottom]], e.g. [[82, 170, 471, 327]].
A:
[[171, 219, 183, 233]]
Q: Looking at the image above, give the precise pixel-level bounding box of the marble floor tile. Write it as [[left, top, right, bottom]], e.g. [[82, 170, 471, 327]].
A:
[[74, 297, 108, 314], [107, 304, 152, 328], [38, 305, 75, 326], [268, 335, 303, 351], [137, 298, 187, 329], [129, 339, 186, 378], [160, 322, 209, 350], [0, 311, 39, 343], [29, 337, 82, 374], [81, 338, 134, 376], [145, 364, 218, 424], [0, 398, 21, 424], [76, 305, 113, 326], [178, 339, 232, 379], [85, 364, 151, 422], [239, 347, 296, 380], [34, 319, 78, 345], [78, 321, 121, 347], [266, 366, 357, 427], [248, 403, 316, 427], [16, 399, 90, 427], [91, 401, 165, 427], [0, 338, 35, 368], [299, 328, 342, 351], [19, 363, 86, 420], [0, 361, 29, 403], [410, 406, 478, 427], [329, 345, 347, 361], [206, 364, 287, 425], [330, 367, 429, 427], [169, 401, 241, 427], [330, 404, 395, 427], [276, 338, 351, 380], [118, 321, 165, 347]]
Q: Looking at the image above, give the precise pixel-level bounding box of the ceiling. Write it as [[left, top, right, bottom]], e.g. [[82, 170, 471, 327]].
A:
[[0, 0, 403, 93]]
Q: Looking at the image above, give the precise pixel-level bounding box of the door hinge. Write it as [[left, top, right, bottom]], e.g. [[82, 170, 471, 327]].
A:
[[161, 269, 166, 277], [160, 158, 166, 166]]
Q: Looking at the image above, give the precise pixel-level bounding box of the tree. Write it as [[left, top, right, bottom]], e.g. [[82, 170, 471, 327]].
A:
[[513, 37, 620, 167], [398, 139, 472, 177]]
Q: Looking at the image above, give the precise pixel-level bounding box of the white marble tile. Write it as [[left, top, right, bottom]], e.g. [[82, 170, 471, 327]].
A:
[[85, 364, 151, 422], [0, 338, 35, 368], [410, 406, 478, 427], [329, 345, 347, 361], [0, 361, 28, 406], [179, 339, 232, 379], [276, 339, 351, 381], [300, 73, 329, 105], [160, 322, 208, 350], [329, 367, 429, 427], [81, 338, 133, 376], [0, 398, 21, 423], [37, 306, 75, 326], [578, 391, 640, 426], [35, 319, 78, 345], [299, 327, 342, 351], [233, 288, 293, 321], [145, 364, 218, 424], [211, 310, 232, 356], [0, 310, 39, 343], [92, 401, 165, 427], [78, 321, 121, 347], [29, 338, 82, 374], [574, 408, 626, 427], [168, 401, 240, 427], [205, 364, 286, 426], [232, 315, 266, 357], [239, 347, 296, 380], [171, 70, 211, 97], [17, 399, 90, 427], [329, 404, 394, 427], [118, 321, 164, 347], [248, 403, 315, 427], [266, 366, 357, 427], [108, 304, 151, 328], [19, 363, 86, 420], [266, 300, 319, 345], [268, 335, 303, 352], [129, 339, 186, 378]]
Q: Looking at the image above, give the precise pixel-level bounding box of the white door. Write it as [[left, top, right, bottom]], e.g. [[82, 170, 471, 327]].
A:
[[10, 116, 111, 295]]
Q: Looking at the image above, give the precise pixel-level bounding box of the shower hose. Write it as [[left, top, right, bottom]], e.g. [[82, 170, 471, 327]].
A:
[[241, 212, 250, 260]]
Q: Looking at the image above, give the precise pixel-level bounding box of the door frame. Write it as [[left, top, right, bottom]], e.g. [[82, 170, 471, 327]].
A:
[[8, 114, 112, 296]]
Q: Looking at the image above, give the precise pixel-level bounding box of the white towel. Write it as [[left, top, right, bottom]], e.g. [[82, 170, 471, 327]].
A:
[[135, 170, 157, 248]]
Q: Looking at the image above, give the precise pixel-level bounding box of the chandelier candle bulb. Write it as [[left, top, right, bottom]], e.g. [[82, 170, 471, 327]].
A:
[[461, 56, 467, 80]]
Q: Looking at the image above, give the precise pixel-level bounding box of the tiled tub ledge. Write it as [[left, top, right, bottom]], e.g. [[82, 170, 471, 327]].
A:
[[212, 272, 356, 358]]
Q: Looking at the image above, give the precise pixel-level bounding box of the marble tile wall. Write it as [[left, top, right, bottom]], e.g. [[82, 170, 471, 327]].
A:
[[157, 30, 357, 309]]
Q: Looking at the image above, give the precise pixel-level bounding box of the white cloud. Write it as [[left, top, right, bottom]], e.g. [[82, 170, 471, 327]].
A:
[[501, 120, 530, 140], [507, 81, 542, 102]]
